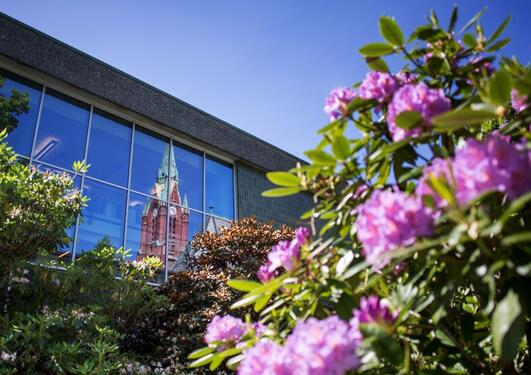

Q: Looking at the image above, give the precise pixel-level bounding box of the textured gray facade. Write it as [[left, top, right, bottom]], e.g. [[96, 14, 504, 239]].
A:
[[236, 162, 312, 228]]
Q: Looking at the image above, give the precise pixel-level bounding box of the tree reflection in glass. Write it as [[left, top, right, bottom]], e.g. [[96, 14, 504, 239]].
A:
[[0, 71, 42, 157]]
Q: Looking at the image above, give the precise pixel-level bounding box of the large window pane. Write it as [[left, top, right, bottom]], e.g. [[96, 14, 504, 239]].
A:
[[33, 89, 89, 170], [0, 71, 42, 157], [205, 156, 234, 219], [170, 143, 203, 211], [131, 127, 169, 198], [168, 207, 202, 273], [76, 179, 126, 254], [126, 192, 166, 281], [86, 110, 131, 186]]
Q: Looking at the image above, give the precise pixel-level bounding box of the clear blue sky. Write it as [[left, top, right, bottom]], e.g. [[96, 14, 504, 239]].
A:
[[2, 1, 529, 160]]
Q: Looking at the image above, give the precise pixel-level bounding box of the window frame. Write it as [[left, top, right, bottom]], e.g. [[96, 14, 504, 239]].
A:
[[1, 67, 237, 283]]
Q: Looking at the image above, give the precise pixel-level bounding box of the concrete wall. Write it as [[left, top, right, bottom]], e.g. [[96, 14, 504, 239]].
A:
[[236, 161, 313, 228]]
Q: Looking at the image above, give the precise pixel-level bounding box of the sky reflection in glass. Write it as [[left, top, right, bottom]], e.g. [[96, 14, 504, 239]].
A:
[[205, 156, 234, 219], [171, 142, 203, 210], [0, 72, 42, 157], [33, 89, 89, 170], [131, 127, 169, 197], [76, 178, 126, 253], [86, 110, 131, 187]]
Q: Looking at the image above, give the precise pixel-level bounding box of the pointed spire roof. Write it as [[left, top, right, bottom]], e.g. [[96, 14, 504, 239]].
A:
[[182, 194, 189, 214], [155, 146, 180, 200]]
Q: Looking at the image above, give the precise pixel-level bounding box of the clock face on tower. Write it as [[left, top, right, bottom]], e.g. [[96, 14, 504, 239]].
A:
[[170, 206, 177, 216], [152, 208, 158, 217]]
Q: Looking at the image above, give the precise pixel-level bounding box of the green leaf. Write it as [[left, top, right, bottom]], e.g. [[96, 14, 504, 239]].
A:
[[230, 293, 263, 310], [463, 33, 477, 48], [492, 290, 524, 363], [331, 135, 350, 160], [318, 118, 342, 134], [501, 232, 531, 246], [366, 57, 389, 72], [261, 187, 300, 197], [414, 26, 446, 42], [304, 150, 337, 166], [459, 8, 486, 34], [486, 38, 510, 52], [227, 279, 262, 292], [427, 174, 457, 208], [254, 294, 271, 312], [188, 347, 216, 360], [379, 16, 404, 46], [362, 324, 403, 365], [336, 251, 354, 276], [395, 111, 423, 130], [488, 70, 512, 106], [448, 5, 458, 32], [189, 353, 214, 368], [266, 171, 300, 187], [433, 108, 495, 131], [358, 42, 394, 57], [486, 16, 511, 45]]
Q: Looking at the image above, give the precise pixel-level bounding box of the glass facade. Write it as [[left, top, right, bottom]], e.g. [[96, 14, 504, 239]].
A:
[[1, 70, 235, 282]]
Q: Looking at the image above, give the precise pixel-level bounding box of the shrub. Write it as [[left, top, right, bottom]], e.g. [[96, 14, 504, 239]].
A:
[[122, 217, 294, 373], [191, 7, 531, 374]]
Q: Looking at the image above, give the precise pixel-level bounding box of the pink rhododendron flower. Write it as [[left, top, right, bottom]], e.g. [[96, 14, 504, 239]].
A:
[[238, 340, 292, 375], [257, 263, 276, 283], [294, 226, 310, 243], [350, 296, 398, 334], [205, 315, 246, 346], [324, 87, 357, 121], [358, 71, 399, 103], [259, 226, 310, 278], [284, 316, 360, 375], [387, 82, 451, 141], [416, 133, 531, 207], [511, 89, 528, 112], [355, 188, 434, 270]]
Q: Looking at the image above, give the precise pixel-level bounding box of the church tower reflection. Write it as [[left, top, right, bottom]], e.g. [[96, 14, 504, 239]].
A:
[[136, 147, 190, 271]]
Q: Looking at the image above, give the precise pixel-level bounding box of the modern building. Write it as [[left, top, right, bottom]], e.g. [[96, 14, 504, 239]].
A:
[[0, 13, 311, 282]]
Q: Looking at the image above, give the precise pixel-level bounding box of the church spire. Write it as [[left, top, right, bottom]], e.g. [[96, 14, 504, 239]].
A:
[[155, 146, 180, 200], [182, 194, 189, 214]]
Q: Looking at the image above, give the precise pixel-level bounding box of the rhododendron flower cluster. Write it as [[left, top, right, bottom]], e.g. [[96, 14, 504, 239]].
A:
[[324, 87, 357, 121], [205, 315, 247, 346], [511, 89, 528, 113], [358, 71, 399, 103], [238, 316, 360, 375], [417, 132, 531, 207], [355, 188, 435, 270], [257, 226, 310, 282], [237, 341, 291, 375], [350, 296, 398, 335], [387, 82, 451, 141]]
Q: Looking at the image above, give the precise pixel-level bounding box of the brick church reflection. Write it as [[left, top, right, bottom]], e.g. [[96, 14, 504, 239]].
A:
[[136, 147, 190, 271]]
